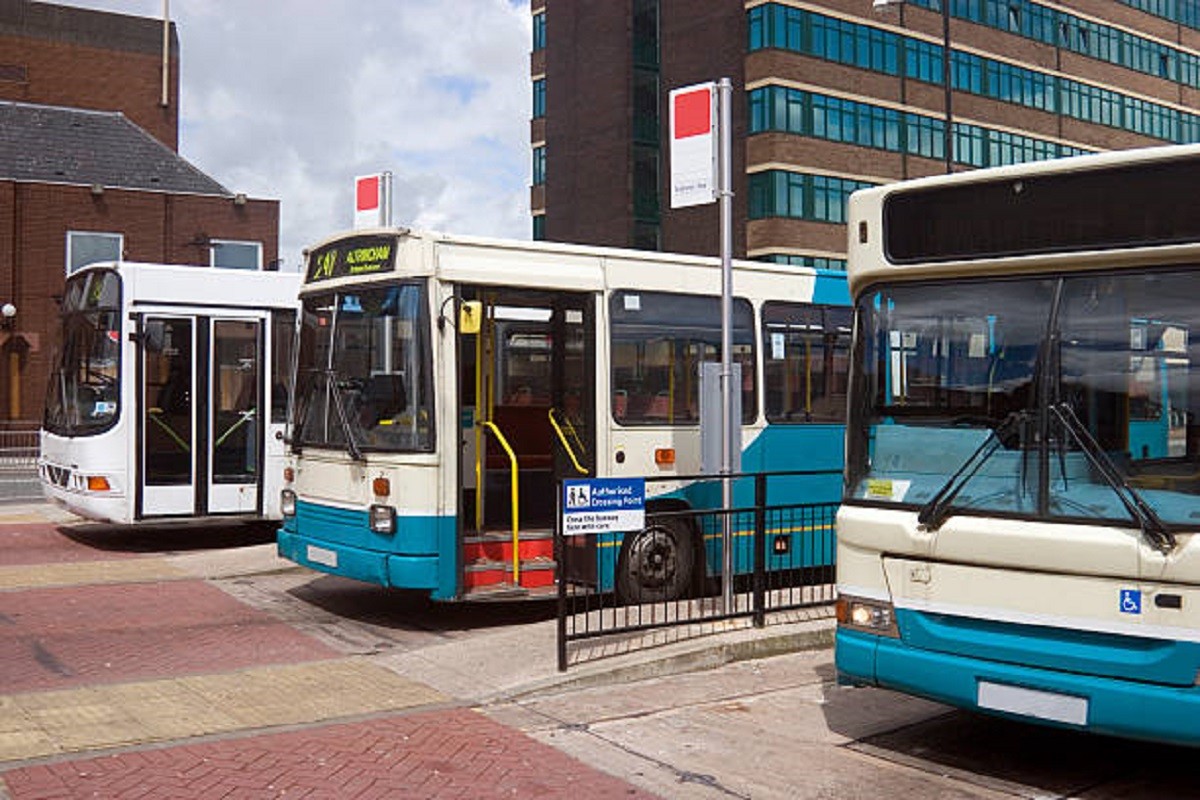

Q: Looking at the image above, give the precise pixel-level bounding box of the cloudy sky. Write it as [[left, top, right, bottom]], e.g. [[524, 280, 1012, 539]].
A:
[[60, 1, 533, 271]]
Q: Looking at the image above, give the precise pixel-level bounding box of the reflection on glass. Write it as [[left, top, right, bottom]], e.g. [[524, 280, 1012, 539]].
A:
[[293, 282, 434, 453], [43, 270, 122, 436], [847, 269, 1200, 529]]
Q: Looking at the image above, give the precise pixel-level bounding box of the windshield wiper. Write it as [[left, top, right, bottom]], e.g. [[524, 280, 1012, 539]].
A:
[[328, 372, 366, 463], [918, 411, 1030, 531], [1048, 402, 1175, 554], [295, 369, 365, 462]]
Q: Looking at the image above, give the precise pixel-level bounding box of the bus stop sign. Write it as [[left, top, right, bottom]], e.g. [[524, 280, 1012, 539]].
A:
[[562, 478, 645, 535]]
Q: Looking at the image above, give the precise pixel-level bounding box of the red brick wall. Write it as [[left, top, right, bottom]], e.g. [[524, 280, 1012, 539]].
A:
[[0, 182, 279, 420], [659, 0, 747, 258], [543, 0, 635, 247], [0, 32, 179, 150]]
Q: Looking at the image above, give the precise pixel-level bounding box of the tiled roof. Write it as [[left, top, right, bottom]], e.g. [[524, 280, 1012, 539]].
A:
[[0, 100, 228, 195]]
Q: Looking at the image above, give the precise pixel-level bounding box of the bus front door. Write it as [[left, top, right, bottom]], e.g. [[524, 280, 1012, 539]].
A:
[[139, 315, 265, 518], [462, 290, 595, 538], [207, 319, 262, 514], [140, 316, 196, 516]]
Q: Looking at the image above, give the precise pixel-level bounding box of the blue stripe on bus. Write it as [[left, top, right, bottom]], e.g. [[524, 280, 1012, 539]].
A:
[[277, 501, 458, 600], [897, 608, 1200, 686], [836, 623, 1200, 746], [812, 270, 852, 306]]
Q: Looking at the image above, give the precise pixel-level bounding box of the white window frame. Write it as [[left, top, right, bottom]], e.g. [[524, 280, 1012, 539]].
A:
[[66, 231, 123, 275], [210, 239, 263, 271]]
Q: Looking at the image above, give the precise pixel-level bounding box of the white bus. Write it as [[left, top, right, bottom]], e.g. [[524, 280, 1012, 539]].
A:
[[40, 262, 300, 524], [278, 229, 850, 601], [836, 144, 1200, 746]]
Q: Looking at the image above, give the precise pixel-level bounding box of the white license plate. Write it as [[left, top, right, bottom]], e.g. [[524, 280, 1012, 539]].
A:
[[977, 681, 1088, 726], [306, 544, 339, 569]]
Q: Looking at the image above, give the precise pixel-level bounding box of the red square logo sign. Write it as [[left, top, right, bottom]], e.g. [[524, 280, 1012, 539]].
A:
[[673, 89, 711, 139], [356, 175, 380, 211]]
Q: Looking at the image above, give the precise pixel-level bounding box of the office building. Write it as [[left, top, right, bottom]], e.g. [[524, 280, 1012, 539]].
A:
[[530, 0, 1199, 265]]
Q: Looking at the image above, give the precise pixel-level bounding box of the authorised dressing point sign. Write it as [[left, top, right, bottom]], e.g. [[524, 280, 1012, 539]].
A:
[[562, 478, 645, 536]]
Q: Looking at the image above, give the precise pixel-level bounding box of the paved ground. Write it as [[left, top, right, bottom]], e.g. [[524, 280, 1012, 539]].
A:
[[0, 505, 663, 798], [6, 501, 1194, 799]]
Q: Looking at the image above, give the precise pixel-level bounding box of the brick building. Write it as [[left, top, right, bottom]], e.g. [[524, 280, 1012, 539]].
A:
[[530, 0, 1200, 263], [0, 0, 279, 422]]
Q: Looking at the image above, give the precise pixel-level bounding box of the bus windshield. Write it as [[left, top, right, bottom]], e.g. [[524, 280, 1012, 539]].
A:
[[293, 281, 433, 454], [847, 268, 1200, 528], [43, 269, 122, 437]]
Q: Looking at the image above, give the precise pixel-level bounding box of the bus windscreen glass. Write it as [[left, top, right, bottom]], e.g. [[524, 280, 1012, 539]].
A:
[[293, 281, 433, 453], [847, 268, 1198, 528], [43, 270, 122, 436]]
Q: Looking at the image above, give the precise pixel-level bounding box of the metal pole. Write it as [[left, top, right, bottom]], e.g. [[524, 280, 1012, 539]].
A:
[[382, 170, 394, 226], [718, 77, 735, 614], [941, 0, 953, 174], [161, 0, 170, 108]]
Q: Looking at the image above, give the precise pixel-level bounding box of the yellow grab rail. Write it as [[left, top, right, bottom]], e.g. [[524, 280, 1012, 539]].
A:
[[480, 420, 520, 584], [547, 408, 588, 475]]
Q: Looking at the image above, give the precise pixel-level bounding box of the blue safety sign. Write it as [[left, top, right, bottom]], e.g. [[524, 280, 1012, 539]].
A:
[[562, 478, 645, 535]]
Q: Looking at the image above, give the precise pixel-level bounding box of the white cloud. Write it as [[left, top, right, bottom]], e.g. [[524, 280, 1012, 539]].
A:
[[54, 0, 532, 271]]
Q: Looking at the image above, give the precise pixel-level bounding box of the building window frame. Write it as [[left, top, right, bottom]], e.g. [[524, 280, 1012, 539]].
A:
[[66, 231, 123, 275], [533, 77, 546, 118], [533, 145, 546, 185], [533, 11, 546, 50], [210, 239, 264, 270]]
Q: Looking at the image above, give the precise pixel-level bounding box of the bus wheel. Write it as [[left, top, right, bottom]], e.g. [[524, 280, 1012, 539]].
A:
[[616, 519, 694, 604]]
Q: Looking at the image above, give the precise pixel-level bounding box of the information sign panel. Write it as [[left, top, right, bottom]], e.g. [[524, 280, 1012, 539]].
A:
[[669, 82, 717, 208], [562, 478, 645, 536]]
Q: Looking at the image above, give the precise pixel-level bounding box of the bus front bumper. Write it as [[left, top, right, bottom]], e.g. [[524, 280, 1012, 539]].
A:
[[277, 528, 441, 595], [836, 628, 1200, 747]]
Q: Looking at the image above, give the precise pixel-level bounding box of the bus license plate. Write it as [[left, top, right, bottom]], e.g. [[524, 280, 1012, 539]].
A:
[[306, 545, 338, 569], [977, 681, 1087, 726]]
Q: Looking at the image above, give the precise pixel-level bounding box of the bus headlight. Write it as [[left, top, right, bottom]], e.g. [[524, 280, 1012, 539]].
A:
[[280, 489, 296, 517], [369, 503, 396, 535], [836, 594, 900, 637]]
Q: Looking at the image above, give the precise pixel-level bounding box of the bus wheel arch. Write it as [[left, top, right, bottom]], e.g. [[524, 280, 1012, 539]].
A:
[[615, 502, 700, 603]]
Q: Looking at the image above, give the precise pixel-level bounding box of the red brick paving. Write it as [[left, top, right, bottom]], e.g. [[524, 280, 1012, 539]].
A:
[[0, 523, 142, 565], [1, 580, 338, 692], [1, 517, 656, 798], [1, 709, 659, 799]]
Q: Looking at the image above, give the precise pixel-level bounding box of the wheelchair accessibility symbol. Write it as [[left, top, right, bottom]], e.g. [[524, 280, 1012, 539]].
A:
[[1120, 589, 1142, 615]]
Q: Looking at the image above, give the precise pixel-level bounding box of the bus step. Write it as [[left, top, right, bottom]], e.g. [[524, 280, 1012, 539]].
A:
[[464, 557, 556, 591], [463, 582, 559, 601], [463, 529, 554, 564]]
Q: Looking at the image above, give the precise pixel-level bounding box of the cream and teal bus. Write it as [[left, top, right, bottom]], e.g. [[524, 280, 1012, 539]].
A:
[[837, 144, 1200, 746], [277, 229, 850, 601]]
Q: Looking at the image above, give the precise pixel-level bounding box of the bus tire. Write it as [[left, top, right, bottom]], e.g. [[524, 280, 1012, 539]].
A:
[[615, 518, 694, 604]]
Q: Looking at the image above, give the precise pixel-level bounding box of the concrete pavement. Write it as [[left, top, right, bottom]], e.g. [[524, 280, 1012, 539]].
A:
[[0, 500, 844, 798]]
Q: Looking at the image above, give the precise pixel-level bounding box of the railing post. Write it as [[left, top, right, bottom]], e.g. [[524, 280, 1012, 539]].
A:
[[556, 479, 568, 672], [753, 472, 766, 627]]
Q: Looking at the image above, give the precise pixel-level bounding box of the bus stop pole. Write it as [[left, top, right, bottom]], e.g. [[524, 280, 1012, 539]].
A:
[[718, 77, 735, 614]]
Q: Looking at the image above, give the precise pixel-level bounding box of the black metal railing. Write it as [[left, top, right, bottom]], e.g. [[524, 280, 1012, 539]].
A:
[[556, 470, 839, 670]]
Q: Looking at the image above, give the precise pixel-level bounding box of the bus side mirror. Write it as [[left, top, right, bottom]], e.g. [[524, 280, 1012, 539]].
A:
[[459, 301, 482, 335], [142, 320, 166, 353]]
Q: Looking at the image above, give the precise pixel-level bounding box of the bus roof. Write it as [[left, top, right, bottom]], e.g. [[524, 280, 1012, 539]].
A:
[[71, 261, 301, 310], [297, 227, 845, 304], [847, 143, 1200, 298]]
